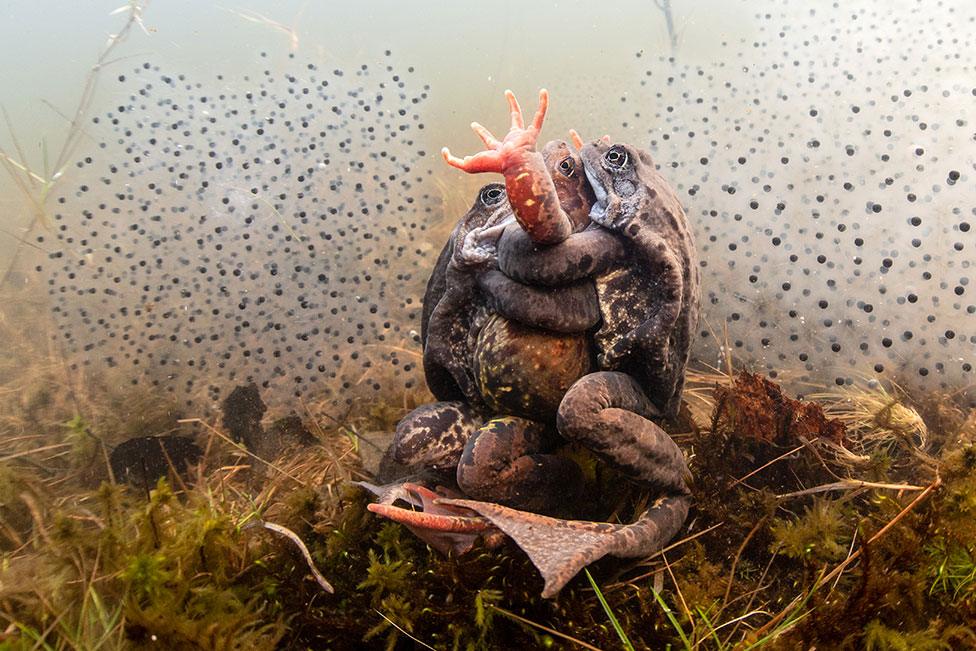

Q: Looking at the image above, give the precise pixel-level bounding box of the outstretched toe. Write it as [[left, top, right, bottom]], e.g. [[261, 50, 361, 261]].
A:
[[568, 128, 584, 150], [441, 89, 551, 175]]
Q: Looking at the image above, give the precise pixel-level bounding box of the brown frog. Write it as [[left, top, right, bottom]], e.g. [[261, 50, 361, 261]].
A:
[[369, 90, 700, 598]]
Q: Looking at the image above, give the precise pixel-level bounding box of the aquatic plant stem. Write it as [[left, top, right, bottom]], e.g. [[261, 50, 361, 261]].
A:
[[370, 608, 436, 650], [731, 442, 809, 487], [721, 515, 770, 615], [243, 519, 334, 593], [585, 569, 635, 651], [0, 1, 149, 287], [720, 551, 778, 648]]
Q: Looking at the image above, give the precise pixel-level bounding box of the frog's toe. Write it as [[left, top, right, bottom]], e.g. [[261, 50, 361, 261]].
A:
[[440, 495, 689, 598], [365, 482, 501, 555], [568, 129, 585, 150], [367, 501, 493, 533], [354, 479, 424, 507]]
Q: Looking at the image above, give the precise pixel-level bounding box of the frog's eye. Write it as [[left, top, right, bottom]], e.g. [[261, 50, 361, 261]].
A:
[[604, 146, 630, 169], [557, 156, 576, 178], [479, 184, 505, 206]]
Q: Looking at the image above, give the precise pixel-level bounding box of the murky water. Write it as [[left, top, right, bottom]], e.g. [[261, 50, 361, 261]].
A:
[[1, 0, 974, 420], [1, 3, 975, 648]]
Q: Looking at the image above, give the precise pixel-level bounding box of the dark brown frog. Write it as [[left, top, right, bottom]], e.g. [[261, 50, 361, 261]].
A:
[[368, 90, 700, 598]]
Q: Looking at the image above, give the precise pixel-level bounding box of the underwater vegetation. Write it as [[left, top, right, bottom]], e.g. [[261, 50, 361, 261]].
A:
[[3, 299, 976, 649]]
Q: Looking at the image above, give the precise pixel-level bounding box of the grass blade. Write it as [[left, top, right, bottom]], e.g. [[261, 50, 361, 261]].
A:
[[651, 586, 691, 651], [585, 569, 635, 651]]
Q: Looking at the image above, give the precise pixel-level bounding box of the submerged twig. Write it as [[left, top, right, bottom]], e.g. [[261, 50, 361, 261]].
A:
[[751, 475, 942, 642], [822, 474, 942, 586], [776, 479, 925, 500], [243, 519, 333, 593]]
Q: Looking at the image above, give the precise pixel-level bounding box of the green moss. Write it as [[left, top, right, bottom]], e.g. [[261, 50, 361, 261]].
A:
[[770, 497, 851, 564], [926, 538, 976, 600], [5, 369, 976, 649], [860, 619, 976, 651], [358, 548, 415, 606]]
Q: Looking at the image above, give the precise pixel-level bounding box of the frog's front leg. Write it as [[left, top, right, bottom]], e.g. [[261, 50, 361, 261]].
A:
[[443, 89, 574, 245], [477, 270, 601, 334], [456, 416, 583, 514], [391, 401, 484, 471]]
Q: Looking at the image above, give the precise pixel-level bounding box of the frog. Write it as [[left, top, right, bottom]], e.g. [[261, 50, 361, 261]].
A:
[[390, 177, 596, 516], [367, 89, 700, 598]]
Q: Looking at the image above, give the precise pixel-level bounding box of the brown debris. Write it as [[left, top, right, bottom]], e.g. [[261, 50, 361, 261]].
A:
[[713, 371, 846, 445]]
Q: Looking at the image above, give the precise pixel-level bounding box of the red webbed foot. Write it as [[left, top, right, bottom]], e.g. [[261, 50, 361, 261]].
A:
[[441, 89, 549, 175], [364, 482, 505, 555]]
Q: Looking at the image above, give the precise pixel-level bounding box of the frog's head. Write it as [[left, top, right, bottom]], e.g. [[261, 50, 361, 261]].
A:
[[541, 140, 595, 232], [453, 182, 515, 268], [579, 139, 651, 230]]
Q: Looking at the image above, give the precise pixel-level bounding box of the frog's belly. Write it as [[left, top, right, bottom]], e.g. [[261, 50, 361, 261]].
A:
[[473, 314, 594, 421]]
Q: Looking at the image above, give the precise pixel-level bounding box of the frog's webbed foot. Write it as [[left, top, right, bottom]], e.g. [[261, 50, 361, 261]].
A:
[[364, 482, 506, 555], [455, 210, 517, 269], [439, 495, 689, 598], [363, 480, 688, 597], [441, 89, 548, 175]]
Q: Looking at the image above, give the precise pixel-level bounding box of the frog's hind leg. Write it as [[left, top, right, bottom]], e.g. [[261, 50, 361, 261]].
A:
[[391, 401, 484, 471], [557, 371, 689, 495], [371, 401, 495, 554], [440, 496, 688, 598], [456, 416, 583, 515], [442, 371, 691, 598]]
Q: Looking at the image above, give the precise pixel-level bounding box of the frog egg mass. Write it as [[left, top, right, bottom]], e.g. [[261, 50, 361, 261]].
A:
[[623, 2, 975, 400], [12, 0, 976, 414], [35, 53, 438, 410]]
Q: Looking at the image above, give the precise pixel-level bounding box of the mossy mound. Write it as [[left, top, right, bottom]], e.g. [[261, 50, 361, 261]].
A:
[[2, 300, 976, 651]]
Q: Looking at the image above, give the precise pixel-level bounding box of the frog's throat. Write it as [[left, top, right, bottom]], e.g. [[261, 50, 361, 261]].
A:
[[583, 163, 609, 222], [457, 208, 516, 267]]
